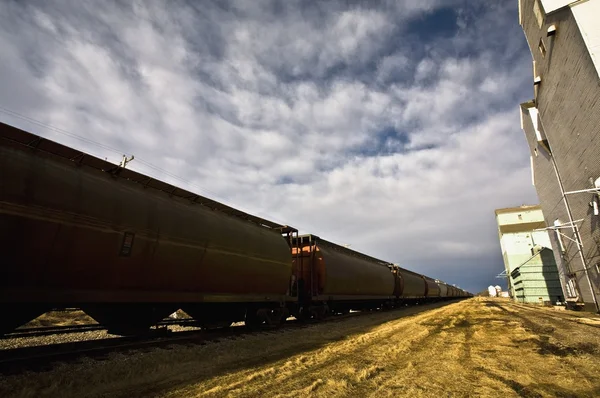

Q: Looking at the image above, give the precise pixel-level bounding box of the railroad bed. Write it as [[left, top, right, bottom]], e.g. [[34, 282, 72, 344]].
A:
[[2, 318, 202, 340], [1, 299, 599, 398], [0, 305, 422, 374]]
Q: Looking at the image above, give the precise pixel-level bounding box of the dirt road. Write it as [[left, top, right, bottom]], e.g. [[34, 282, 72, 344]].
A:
[[1, 298, 599, 397]]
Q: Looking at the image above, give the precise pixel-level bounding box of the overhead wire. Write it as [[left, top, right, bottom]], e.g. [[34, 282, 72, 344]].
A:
[[0, 105, 296, 228]]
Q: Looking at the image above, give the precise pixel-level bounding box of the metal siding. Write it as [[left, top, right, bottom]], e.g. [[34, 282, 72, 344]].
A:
[[511, 250, 565, 303]]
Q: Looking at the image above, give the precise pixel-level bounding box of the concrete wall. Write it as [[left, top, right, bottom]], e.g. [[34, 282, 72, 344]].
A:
[[519, 0, 600, 311], [520, 105, 580, 300]]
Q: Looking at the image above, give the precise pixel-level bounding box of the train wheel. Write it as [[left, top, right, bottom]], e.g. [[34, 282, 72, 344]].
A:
[[245, 308, 263, 329], [296, 307, 312, 323], [82, 304, 177, 336], [202, 321, 233, 330]]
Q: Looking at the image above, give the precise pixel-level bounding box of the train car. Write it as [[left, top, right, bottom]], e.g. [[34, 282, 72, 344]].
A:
[[436, 280, 448, 298], [0, 122, 296, 334], [394, 267, 427, 301], [423, 276, 441, 298], [291, 235, 396, 317], [0, 121, 473, 336], [448, 286, 456, 297]]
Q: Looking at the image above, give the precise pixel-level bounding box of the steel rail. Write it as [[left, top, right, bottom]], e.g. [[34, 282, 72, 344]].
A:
[[0, 300, 465, 374]]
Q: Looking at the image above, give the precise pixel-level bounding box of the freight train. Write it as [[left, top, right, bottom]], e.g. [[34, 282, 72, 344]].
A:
[[0, 122, 471, 336]]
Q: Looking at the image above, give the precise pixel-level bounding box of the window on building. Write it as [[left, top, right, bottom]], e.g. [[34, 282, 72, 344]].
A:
[[538, 38, 546, 58], [533, 0, 544, 28]]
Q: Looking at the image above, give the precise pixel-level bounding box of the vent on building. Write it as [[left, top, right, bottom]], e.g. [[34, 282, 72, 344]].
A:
[[533, 75, 542, 103], [536, 110, 551, 154], [554, 219, 566, 253], [529, 107, 552, 154], [538, 39, 547, 58], [547, 25, 556, 37]]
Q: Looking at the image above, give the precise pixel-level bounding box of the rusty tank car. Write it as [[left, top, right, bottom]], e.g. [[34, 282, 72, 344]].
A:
[[291, 234, 396, 316], [0, 121, 472, 336]]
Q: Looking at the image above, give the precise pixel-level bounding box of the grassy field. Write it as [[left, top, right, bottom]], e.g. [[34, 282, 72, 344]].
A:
[[1, 298, 600, 397]]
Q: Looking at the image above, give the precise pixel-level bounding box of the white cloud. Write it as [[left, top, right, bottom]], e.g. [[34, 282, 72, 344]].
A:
[[414, 58, 437, 81], [0, 0, 537, 292]]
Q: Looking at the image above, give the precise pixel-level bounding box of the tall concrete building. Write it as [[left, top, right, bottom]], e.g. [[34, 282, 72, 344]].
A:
[[518, 0, 600, 312], [495, 205, 563, 304]]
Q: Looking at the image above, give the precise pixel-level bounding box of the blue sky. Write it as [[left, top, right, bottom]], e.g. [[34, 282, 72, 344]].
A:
[[0, 0, 539, 293]]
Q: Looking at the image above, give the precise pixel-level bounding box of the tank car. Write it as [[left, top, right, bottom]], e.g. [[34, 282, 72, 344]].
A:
[[291, 234, 396, 317], [0, 122, 295, 334], [423, 276, 441, 298], [0, 121, 472, 336], [394, 267, 426, 301], [437, 280, 449, 298]]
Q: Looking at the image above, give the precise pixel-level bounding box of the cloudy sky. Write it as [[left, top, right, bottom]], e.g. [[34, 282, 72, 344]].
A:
[[0, 0, 538, 293]]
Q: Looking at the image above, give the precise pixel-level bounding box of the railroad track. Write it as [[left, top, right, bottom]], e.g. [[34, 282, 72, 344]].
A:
[[0, 304, 440, 374], [2, 318, 200, 339], [0, 320, 312, 374]]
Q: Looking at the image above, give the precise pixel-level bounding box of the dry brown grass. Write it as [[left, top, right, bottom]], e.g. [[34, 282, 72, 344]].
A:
[[1, 298, 600, 398]]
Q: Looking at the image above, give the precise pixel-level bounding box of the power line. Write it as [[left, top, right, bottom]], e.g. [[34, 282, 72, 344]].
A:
[[0, 105, 296, 227]]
